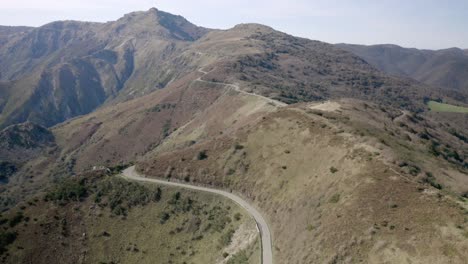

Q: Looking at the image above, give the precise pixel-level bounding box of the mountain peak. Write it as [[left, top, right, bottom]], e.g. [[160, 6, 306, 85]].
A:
[[114, 8, 209, 41]]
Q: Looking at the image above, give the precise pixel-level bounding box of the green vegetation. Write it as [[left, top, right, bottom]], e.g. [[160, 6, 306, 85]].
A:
[[45, 178, 87, 203], [234, 212, 242, 221], [329, 166, 338, 173], [197, 150, 208, 160], [427, 101, 468, 113], [227, 250, 250, 264], [3, 171, 260, 263], [329, 193, 341, 203], [149, 103, 177, 113], [8, 212, 24, 227], [219, 228, 236, 247], [46, 174, 162, 215], [422, 172, 443, 190], [162, 119, 172, 138], [0, 161, 16, 181], [0, 231, 16, 254]]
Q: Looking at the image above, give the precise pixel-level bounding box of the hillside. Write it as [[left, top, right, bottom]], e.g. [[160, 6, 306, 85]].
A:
[[2, 9, 462, 129], [10, 65, 465, 263], [337, 44, 468, 101], [0, 122, 56, 185], [0, 8, 467, 264], [0, 8, 209, 128], [137, 97, 468, 263], [0, 170, 259, 264]]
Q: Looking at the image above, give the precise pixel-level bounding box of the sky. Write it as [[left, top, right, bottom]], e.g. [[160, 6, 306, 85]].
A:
[[0, 0, 467, 50]]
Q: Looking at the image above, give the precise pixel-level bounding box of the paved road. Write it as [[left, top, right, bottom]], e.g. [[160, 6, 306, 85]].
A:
[[121, 166, 273, 264]]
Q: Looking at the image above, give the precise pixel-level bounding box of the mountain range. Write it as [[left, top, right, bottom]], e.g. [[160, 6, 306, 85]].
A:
[[2, 8, 467, 129], [0, 8, 467, 264], [338, 44, 468, 101]]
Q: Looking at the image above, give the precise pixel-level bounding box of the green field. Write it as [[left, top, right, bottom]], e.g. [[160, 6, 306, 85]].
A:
[[427, 101, 468, 113]]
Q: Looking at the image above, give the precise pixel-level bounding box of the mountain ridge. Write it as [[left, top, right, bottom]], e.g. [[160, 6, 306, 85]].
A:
[[337, 43, 468, 97], [0, 8, 467, 264], [1, 9, 466, 129]]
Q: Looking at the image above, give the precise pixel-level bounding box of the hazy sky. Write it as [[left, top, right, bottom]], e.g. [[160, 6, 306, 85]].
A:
[[1, 0, 467, 50]]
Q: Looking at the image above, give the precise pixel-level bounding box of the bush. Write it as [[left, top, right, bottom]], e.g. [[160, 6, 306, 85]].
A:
[[45, 179, 87, 203], [234, 143, 244, 150], [160, 212, 170, 224], [9, 212, 24, 227], [0, 231, 16, 254], [154, 187, 162, 202], [329, 194, 340, 203], [219, 228, 235, 247], [234, 213, 242, 221], [196, 150, 208, 160], [227, 250, 249, 264], [422, 173, 443, 190], [330, 167, 338, 173]]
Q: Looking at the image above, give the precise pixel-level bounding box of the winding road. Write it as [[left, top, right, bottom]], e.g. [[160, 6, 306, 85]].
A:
[[196, 67, 286, 107], [121, 166, 273, 264]]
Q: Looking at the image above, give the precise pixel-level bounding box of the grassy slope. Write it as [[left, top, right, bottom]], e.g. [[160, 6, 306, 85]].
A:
[[428, 101, 468, 113], [0, 172, 260, 264], [139, 99, 468, 264]]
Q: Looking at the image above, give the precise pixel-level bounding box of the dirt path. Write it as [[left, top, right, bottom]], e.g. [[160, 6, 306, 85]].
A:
[[121, 166, 274, 264], [196, 67, 286, 107]]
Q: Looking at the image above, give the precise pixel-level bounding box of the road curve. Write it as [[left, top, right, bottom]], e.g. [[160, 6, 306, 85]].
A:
[[196, 67, 286, 107], [121, 166, 273, 264]]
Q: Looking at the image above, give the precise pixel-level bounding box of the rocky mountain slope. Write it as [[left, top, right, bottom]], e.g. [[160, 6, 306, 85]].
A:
[[337, 44, 468, 100], [3, 9, 465, 129], [0, 8, 209, 128]]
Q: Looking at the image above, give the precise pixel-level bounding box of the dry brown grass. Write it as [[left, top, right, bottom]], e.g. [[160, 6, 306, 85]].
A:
[[138, 98, 468, 264]]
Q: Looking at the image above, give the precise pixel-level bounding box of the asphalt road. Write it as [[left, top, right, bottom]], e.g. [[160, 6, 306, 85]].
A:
[[121, 166, 273, 264]]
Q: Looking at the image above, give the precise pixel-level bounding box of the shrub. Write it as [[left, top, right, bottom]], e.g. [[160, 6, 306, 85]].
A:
[[8, 212, 24, 227], [330, 167, 338, 173], [234, 213, 242, 221], [234, 143, 244, 150], [45, 178, 87, 203], [408, 166, 421, 176], [422, 173, 443, 190], [169, 192, 181, 204], [153, 187, 162, 202], [462, 191, 468, 199], [0, 231, 17, 254], [196, 150, 208, 160], [219, 228, 235, 247], [329, 194, 340, 203], [227, 250, 249, 264], [160, 212, 170, 224]]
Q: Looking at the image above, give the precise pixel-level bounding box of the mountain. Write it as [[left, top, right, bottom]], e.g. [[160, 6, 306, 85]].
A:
[[2, 9, 464, 129], [0, 26, 33, 52], [337, 44, 468, 98], [0, 8, 209, 128], [0, 8, 467, 264]]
